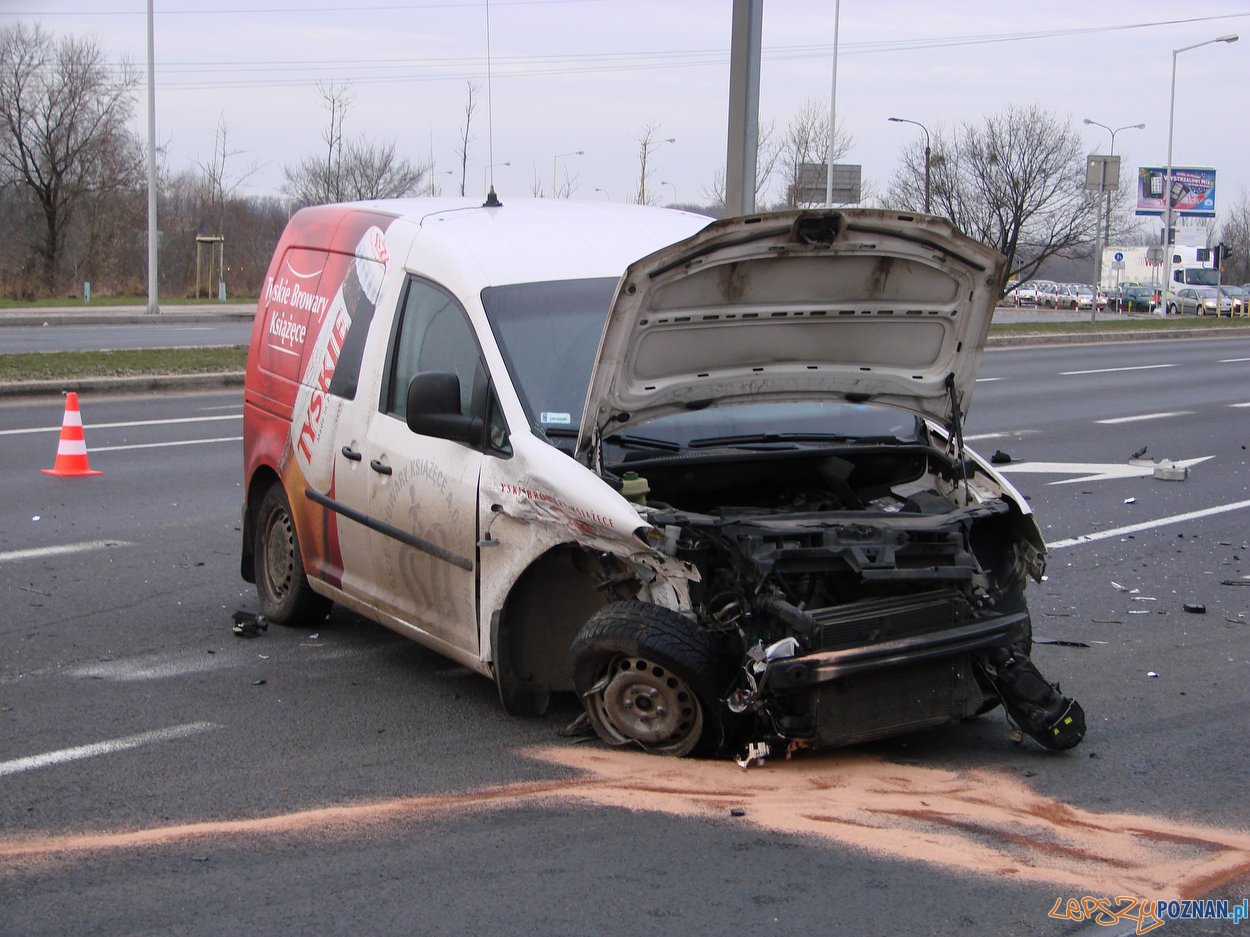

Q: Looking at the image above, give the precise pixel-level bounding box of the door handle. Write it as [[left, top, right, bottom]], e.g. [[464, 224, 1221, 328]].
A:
[[341, 446, 362, 462], [369, 459, 392, 476]]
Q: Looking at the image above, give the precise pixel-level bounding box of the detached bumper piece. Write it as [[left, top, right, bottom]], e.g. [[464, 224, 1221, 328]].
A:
[[978, 648, 1086, 751]]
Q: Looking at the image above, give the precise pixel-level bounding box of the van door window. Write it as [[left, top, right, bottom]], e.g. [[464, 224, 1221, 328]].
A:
[[383, 278, 510, 456]]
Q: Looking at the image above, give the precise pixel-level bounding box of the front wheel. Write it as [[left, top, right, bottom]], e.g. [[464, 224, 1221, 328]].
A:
[[570, 602, 737, 757], [254, 483, 330, 627]]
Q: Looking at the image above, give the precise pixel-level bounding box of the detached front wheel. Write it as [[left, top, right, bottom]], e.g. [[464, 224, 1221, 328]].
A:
[[254, 483, 330, 627], [570, 602, 736, 757]]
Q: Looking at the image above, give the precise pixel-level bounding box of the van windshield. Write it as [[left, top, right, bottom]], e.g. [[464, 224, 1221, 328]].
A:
[[482, 277, 618, 432]]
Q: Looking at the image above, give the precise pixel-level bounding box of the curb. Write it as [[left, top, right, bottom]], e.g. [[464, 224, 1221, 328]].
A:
[[986, 325, 1250, 347], [0, 310, 254, 327]]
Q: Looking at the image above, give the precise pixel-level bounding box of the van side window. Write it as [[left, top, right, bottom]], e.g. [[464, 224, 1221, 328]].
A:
[[384, 277, 483, 423]]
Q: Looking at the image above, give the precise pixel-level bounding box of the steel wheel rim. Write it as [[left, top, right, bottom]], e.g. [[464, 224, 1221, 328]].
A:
[[587, 656, 704, 756], [262, 508, 296, 601]]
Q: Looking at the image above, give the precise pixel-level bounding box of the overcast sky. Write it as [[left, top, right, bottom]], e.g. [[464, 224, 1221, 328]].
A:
[[4, 1, 1248, 235]]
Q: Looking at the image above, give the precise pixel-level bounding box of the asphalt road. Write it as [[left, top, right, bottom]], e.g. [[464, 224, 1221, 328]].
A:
[[0, 304, 1145, 354], [1, 338, 1248, 936]]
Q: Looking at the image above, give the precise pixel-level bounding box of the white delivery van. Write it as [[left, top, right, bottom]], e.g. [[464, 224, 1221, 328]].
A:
[[241, 198, 1085, 758]]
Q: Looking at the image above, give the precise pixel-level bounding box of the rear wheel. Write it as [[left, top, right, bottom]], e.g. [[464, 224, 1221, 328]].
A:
[[570, 602, 737, 757], [254, 483, 330, 626]]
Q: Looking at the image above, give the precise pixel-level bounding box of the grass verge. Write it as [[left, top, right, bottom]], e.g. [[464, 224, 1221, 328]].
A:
[[0, 346, 249, 383]]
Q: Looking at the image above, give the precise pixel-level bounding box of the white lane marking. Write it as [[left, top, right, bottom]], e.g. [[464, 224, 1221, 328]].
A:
[[1000, 456, 1212, 485], [1220, 357, 1250, 363], [1060, 364, 1176, 376], [1049, 499, 1250, 550], [92, 435, 241, 453], [1095, 411, 1191, 424], [0, 722, 219, 777], [0, 414, 241, 437], [1231, 403, 1250, 408], [0, 540, 132, 564], [975, 377, 1003, 383], [64, 645, 378, 682]]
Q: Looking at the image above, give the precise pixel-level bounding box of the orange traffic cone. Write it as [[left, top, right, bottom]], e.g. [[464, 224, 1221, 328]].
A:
[[42, 392, 103, 477]]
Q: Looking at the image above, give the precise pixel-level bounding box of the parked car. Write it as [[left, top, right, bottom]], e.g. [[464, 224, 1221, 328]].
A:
[[1109, 282, 1156, 313], [1036, 283, 1063, 308], [1009, 280, 1046, 306], [241, 199, 1085, 759], [1169, 286, 1233, 316], [1219, 285, 1246, 317]]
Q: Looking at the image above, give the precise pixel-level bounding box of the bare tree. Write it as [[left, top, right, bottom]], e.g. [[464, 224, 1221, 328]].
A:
[[701, 118, 779, 215], [1216, 189, 1249, 285], [456, 81, 478, 197], [633, 122, 674, 205], [283, 81, 425, 206], [776, 98, 851, 208], [886, 104, 1103, 289], [0, 23, 141, 292], [197, 115, 261, 237]]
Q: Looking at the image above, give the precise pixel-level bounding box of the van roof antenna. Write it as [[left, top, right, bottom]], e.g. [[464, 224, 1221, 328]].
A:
[[482, 0, 502, 208]]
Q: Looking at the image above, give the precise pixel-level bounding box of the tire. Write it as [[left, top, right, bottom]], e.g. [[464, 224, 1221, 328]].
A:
[[569, 601, 738, 757], [254, 483, 330, 627]]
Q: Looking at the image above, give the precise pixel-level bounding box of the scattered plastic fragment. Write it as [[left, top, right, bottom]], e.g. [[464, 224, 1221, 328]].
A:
[[990, 449, 1012, 464], [1130, 445, 1148, 460], [736, 742, 771, 769], [1034, 639, 1091, 648], [1123, 497, 1136, 505], [730, 808, 746, 817], [1111, 581, 1127, 592], [1182, 602, 1206, 614], [31, 516, 39, 522], [1152, 460, 1189, 481], [1146, 671, 1159, 678], [232, 610, 268, 638]]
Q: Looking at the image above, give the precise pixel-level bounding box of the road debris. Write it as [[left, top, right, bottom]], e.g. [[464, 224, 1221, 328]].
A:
[[232, 610, 268, 638], [1182, 602, 1206, 614]]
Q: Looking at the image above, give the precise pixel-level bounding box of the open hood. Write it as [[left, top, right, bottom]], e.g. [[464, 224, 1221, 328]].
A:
[[577, 209, 1007, 453]]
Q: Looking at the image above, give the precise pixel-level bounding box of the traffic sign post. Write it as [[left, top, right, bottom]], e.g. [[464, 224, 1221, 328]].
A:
[[1086, 155, 1121, 323]]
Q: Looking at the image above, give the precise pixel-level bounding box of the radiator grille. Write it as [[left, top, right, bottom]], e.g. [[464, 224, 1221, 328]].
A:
[[813, 656, 975, 748]]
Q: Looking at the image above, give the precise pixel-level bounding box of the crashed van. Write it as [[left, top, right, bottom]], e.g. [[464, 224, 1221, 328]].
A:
[[241, 197, 1085, 758]]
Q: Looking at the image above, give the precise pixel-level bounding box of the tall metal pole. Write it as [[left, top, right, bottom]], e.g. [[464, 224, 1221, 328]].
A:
[[725, 0, 762, 215], [145, 0, 159, 315], [888, 117, 930, 213], [1162, 35, 1239, 314], [824, 0, 840, 206]]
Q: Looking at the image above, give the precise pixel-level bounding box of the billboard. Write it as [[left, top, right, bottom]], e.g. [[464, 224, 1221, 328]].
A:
[[1135, 166, 1216, 217]]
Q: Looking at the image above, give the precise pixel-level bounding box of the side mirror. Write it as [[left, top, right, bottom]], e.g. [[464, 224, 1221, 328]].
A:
[[406, 372, 483, 446]]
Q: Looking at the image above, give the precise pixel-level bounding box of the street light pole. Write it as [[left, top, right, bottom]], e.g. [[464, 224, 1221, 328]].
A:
[[660, 180, 677, 205], [551, 150, 583, 199], [1162, 34, 1238, 313], [887, 117, 931, 213], [594, 187, 610, 201]]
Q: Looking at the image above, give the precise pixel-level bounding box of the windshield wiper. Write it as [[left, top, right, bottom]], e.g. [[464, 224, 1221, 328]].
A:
[[688, 432, 851, 449], [606, 433, 682, 452]]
